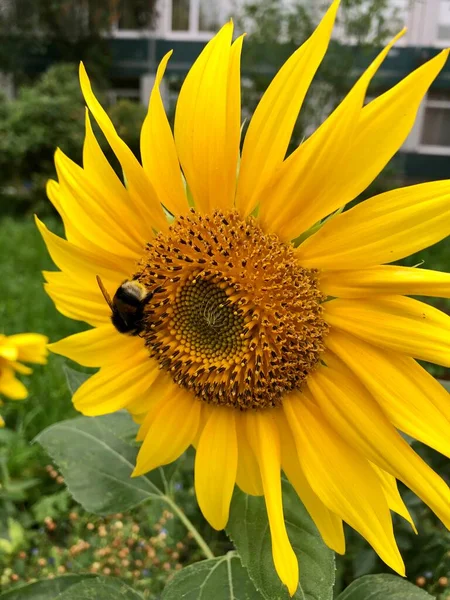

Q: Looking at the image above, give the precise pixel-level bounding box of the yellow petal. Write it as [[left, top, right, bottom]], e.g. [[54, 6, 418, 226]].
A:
[[247, 410, 299, 597], [73, 350, 160, 416], [227, 35, 245, 191], [236, 0, 339, 217], [297, 180, 450, 269], [0, 367, 28, 400], [396, 354, 450, 423], [325, 296, 450, 367], [48, 325, 145, 368], [195, 407, 238, 530], [192, 403, 213, 449], [314, 352, 416, 534], [284, 393, 404, 575], [47, 179, 97, 256], [0, 415, 4, 428], [174, 22, 237, 213], [320, 265, 450, 298], [44, 271, 110, 327], [331, 49, 449, 209], [79, 63, 168, 233], [7, 333, 48, 364], [127, 372, 174, 424], [53, 148, 143, 263], [10, 362, 33, 375], [0, 344, 18, 361], [135, 373, 177, 441], [83, 111, 149, 247], [307, 364, 450, 530], [326, 330, 450, 457], [258, 28, 405, 238], [275, 409, 346, 554], [36, 217, 128, 286], [235, 411, 263, 496], [133, 388, 200, 476], [371, 464, 417, 532], [141, 52, 188, 216]]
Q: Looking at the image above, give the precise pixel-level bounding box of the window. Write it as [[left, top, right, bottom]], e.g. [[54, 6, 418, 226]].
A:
[[420, 92, 450, 150], [114, 0, 155, 31], [198, 0, 220, 32], [169, 0, 225, 35], [437, 0, 450, 41], [172, 0, 190, 31]]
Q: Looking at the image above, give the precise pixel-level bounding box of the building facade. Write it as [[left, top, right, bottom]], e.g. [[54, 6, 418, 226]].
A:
[[105, 0, 450, 181], [5, 0, 450, 180]]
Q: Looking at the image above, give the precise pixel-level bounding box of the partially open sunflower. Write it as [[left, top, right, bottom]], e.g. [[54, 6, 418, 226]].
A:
[[38, 0, 450, 594]]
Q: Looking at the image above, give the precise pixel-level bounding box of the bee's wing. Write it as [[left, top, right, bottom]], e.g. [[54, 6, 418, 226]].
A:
[[96, 275, 114, 310]]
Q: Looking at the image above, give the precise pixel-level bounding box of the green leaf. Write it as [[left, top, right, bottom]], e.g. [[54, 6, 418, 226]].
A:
[[0, 518, 25, 554], [97, 411, 139, 443], [63, 364, 90, 395], [35, 413, 169, 515], [227, 480, 335, 600], [337, 574, 435, 599], [0, 575, 95, 599], [56, 577, 143, 599], [162, 552, 264, 599]]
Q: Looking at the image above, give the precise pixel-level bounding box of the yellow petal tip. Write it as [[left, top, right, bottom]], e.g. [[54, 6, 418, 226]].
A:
[[79, 61, 87, 78], [131, 466, 144, 478], [286, 571, 299, 597], [206, 515, 227, 532]]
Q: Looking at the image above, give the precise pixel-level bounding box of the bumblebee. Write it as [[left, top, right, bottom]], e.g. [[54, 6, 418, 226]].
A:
[[96, 276, 153, 335]]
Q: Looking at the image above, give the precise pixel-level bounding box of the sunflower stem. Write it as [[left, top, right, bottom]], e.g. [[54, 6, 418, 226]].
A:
[[162, 494, 215, 559]]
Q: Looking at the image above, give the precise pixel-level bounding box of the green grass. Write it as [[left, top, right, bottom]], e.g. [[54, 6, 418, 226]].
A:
[[0, 215, 84, 439]]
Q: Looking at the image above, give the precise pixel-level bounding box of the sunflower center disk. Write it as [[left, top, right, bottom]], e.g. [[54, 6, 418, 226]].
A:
[[135, 210, 328, 410]]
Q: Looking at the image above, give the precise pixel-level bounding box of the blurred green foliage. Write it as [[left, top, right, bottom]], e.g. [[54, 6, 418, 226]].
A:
[[0, 216, 81, 435], [0, 475, 199, 597], [0, 0, 158, 85], [108, 100, 148, 160], [0, 64, 147, 217], [0, 65, 85, 216]]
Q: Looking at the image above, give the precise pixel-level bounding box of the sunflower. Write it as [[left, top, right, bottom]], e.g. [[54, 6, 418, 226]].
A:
[[0, 333, 48, 426], [38, 0, 450, 594]]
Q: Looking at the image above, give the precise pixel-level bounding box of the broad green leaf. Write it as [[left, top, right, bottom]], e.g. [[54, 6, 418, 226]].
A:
[[351, 548, 377, 578], [337, 574, 434, 600], [0, 575, 95, 599], [35, 413, 169, 515], [162, 552, 264, 600], [57, 577, 143, 599], [227, 480, 334, 600], [63, 364, 90, 395], [97, 411, 139, 443]]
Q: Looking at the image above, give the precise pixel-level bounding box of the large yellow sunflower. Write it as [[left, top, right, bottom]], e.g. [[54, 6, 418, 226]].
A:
[[0, 333, 48, 426], [38, 0, 450, 595]]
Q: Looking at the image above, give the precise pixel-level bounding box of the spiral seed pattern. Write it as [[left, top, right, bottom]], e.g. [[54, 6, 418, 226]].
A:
[[134, 209, 328, 410]]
